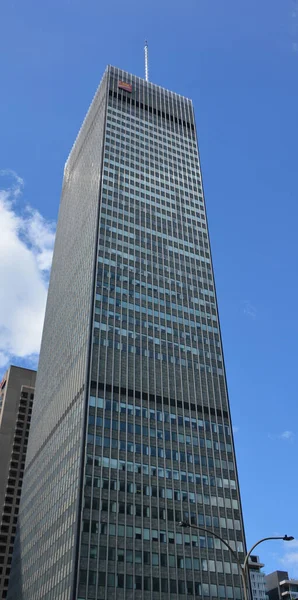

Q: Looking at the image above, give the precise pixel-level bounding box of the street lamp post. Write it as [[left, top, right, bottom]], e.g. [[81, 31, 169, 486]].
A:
[[178, 521, 294, 600]]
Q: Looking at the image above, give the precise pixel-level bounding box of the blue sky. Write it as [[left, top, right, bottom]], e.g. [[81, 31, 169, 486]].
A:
[[1, 0, 298, 577]]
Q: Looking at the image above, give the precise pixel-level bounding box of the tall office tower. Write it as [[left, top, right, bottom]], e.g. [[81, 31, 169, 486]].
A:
[[8, 66, 246, 600], [0, 366, 36, 599]]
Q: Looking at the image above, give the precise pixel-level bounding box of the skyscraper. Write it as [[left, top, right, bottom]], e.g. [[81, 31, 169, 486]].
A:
[[0, 365, 36, 599], [9, 66, 246, 600]]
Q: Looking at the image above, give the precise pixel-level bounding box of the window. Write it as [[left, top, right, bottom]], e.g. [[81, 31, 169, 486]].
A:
[[153, 578, 160, 592], [144, 577, 151, 591], [79, 570, 87, 585], [178, 580, 185, 594], [187, 581, 194, 595], [160, 553, 167, 567], [88, 571, 96, 585], [126, 575, 133, 589], [117, 549, 124, 562]]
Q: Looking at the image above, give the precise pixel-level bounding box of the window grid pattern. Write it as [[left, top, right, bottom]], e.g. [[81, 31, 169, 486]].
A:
[[7, 72, 109, 600], [0, 384, 34, 600], [77, 67, 246, 600]]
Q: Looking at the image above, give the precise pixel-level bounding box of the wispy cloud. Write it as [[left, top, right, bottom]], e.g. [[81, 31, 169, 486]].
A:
[[243, 300, 257, 319], [0, 170, 55, 372], [268, 430, 295, 442], [233, 426, 239, 434], [280, 430, 295, 441], [280, 540, 298, 577], [291, 0, 298, 53]]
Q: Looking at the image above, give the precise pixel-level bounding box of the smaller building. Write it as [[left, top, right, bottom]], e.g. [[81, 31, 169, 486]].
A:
[[249, 554, 268, 600], [266, 570, 298, 599], [0, 366, 36, 599]]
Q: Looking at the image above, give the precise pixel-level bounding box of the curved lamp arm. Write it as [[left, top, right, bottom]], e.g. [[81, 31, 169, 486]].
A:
[[178, 521, 248, 600], [243, 535, 294, 576]]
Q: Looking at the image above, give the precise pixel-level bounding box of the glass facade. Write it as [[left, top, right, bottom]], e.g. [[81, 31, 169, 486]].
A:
[[8, 66, 246, 600]]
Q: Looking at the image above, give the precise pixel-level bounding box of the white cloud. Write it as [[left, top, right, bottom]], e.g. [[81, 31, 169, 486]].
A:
[[280, 430, 295, 441], [243, 300, 257, 319], [268, 430, 295, 442], [280, 540, 298, 577], [0, 170, 55, 372], [233, 426, 239, 434]]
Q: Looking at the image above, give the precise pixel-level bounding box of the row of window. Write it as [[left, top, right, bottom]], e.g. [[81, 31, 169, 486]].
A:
[[85, 498, 240, 531], [97, 258, 213, 308], [87, 413, 232, 452], [83, 521, 243, 552], [106, 114, 198, 152], [99, 234, 210, 276], [80, 569, 241, 597], [87, 404, 232, 452], [100, 232, 211, 273], [86, 433, 234, 474], [97, 244, 214, 291], [108, 91, 195, 137], [105, 129, 198, 163], [102, 178, 205, 228], [80, 544, 239, 574], [102, 182, 206, 229], [96, 281, 215, 320], [85, 455, 236, 489], [102, 164, 203, 207], [88, 396, 229, 436], [97, 265, 214, 303], [104, 137, 199, 176], [97, 304, 218, 347], [94, 335, 223, 375], [94, 322, 220, 363], [96, 309, 219, 353], [101, 194, 206, 228], [103, 179, 206, 220], [84, 471, 239, 510], [103, 166, 202, 198], [95, 291, 218, 334], [107, 106, 197, 146], [97, 307, 220, 353], [100, 220, 208, 259], [104, 153, 200, 185], [102, 161, 202, 200]]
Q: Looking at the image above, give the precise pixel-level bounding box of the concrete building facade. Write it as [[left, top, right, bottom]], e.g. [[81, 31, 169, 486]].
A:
[[0, 366, 36, 599], [248, 555, 268, 600], [9, 66, 246, 600], [266, 570, 298, 599]]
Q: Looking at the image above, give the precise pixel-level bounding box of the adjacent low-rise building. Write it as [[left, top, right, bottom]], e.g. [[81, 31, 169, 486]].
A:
[[249, 554, 268, 600], [0, 366, 36, 599], [266, 570, 298, 599]]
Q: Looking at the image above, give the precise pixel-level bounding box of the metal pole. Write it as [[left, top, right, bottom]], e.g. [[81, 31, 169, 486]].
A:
[[144, 40, 149, 82]]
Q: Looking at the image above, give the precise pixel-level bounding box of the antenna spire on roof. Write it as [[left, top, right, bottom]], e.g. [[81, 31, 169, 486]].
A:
[[144, 40, 149, 82]]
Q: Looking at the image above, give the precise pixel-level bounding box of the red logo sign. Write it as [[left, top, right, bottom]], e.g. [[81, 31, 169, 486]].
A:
[[118, 81, 132, 93]]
